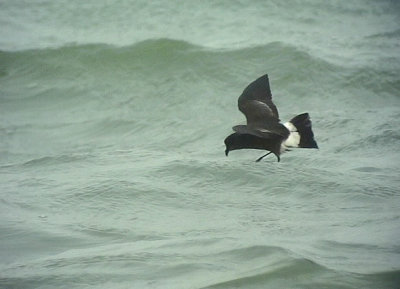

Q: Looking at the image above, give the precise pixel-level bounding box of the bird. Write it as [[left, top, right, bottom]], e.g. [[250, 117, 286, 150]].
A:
[[224, 74, 318, 162]]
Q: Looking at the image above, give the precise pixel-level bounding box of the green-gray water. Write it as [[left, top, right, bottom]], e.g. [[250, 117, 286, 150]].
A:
[[1, 1, 400, 288]]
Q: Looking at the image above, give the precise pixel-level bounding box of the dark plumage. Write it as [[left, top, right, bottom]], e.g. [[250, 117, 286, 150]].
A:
[[224, 74, 318, 162]]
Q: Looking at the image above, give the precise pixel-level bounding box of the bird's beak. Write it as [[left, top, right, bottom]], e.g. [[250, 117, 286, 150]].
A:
[[225, 148, 229, 156]]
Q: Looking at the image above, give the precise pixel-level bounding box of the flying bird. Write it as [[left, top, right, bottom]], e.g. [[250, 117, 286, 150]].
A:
[[224, 74, 318, 162]]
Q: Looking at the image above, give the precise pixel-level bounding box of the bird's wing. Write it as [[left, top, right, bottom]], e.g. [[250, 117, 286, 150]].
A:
[[236, 74, 288, 137], [232, 125, 279, 139], [238, 74, 280, 127]]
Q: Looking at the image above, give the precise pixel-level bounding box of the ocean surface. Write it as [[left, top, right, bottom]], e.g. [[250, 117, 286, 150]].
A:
[[1, 0, 400, 288]]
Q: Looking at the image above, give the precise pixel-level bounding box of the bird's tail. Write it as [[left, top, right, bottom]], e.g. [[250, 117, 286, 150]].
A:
[[284, 113, 318, 149]]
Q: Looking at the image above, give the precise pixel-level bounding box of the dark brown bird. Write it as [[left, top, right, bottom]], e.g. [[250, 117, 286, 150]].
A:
[[224, 74, 318, 162]]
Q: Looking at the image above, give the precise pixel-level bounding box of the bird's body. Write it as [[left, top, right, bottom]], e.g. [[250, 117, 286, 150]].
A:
[[224, 74, 318, 162]]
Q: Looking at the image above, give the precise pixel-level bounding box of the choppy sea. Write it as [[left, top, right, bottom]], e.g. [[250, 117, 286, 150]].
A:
[[1, 1, 400, 288]]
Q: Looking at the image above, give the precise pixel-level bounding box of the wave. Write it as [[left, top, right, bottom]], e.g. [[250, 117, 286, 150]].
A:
[[202, 267, 400, 289], [0, 38, 339, 81], [21, 154, 92, 167], [3, 241, 398, 289], [367, 28, 400, 40], [335, 125, 400, 154], [2, 38, 396, 103], [200, 244, 400, 289]]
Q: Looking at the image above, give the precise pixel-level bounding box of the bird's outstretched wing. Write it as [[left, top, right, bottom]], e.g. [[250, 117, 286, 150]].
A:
[[238, 74, 279, 124], [235, 74, 288, 138]]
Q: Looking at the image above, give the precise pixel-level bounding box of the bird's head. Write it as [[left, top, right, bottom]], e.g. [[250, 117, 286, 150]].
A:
[[224, 133, 240, 156], [224, 138, 231, 156]]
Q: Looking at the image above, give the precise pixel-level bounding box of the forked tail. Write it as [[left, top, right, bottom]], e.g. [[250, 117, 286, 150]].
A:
[[285, 113, 318, 149]]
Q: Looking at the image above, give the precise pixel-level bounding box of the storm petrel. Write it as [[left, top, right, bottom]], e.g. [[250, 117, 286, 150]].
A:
[[224, 74, 318, 162]]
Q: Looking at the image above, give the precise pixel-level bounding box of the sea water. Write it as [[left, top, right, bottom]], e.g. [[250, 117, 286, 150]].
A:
[[1, 1, 400, 288]]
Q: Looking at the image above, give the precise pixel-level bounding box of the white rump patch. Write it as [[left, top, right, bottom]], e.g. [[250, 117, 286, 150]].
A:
[[284, 122, 297, 133], [281, 122, 300, 152]]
